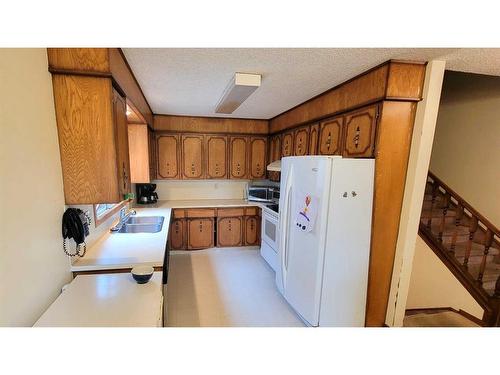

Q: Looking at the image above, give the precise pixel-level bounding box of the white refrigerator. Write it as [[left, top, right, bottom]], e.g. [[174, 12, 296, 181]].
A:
[[276, 156, 374, 327]]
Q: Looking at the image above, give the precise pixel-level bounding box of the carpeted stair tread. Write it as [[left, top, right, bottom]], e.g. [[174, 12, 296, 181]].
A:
[[403, 311, 480, 327]]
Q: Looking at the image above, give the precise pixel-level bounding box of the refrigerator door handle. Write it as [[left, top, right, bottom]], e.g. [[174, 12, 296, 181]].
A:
[[284, 185, 292, 271], [280, 167, 293, 289]]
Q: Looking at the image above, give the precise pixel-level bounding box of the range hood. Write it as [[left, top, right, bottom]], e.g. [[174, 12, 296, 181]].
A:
[[266, 160, 281, 172]]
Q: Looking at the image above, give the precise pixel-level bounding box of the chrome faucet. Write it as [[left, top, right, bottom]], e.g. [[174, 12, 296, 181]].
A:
[[110, 207, 137, 232]]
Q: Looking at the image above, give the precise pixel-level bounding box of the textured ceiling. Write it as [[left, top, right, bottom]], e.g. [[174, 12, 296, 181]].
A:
[[122, 48, 500, 119]]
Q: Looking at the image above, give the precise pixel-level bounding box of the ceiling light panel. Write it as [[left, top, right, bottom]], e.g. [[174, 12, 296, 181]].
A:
[[215, 72, 261, 114]]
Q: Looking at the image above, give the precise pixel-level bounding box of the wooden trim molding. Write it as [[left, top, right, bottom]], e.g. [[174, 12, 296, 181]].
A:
[[47, 67, 113, 79], [109, 48, 153, 126], [269, 60, 426, 133], [154, 114, 269, 135], [365, 100, 418, 327]]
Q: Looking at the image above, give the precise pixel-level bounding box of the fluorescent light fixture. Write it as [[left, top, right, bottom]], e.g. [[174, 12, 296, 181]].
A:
[[215, 73, 261, 114]]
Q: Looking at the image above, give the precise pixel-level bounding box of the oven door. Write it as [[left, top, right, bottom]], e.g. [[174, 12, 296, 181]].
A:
[[262, 210, 279, 251]]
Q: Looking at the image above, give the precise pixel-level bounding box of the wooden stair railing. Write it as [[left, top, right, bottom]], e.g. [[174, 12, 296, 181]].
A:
[[418, 171, 500, 326]]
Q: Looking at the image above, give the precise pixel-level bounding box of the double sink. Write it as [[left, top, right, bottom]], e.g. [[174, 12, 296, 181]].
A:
[[117, 216, 165, 233]]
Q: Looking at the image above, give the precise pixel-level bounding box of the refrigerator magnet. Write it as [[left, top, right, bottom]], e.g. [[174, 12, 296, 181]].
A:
[[294, 190, 319, 233]]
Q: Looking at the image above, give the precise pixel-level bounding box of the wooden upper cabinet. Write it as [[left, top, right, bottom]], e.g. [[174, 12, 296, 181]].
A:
[[319, 116, 343, 155], [47, 48, 109, 73], [148, 128, 157, 180], [52, 75, 125, 204], [128, 124, 150, 183], [282, 131, 294, 157], [113, 90, 131, 197], [157, 134, 180, 179], [293, 126, 310, 156], [248, 137, 267, 179], [268, 134, 282, 181], [187, 218, 214, 250], [229, 136, 248, 179], [309, 123, 319, 155], [269, 134, 282, 162], [217, 216, 243, 247], [181, 135, 204, 179], [343, 105, 378, 158], [205, 135, 228, 179]]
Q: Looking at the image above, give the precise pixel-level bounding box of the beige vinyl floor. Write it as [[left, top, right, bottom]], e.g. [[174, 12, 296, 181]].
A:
[[165, 247, 305, 327]]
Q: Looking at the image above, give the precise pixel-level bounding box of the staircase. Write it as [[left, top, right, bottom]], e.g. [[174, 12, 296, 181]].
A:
[[418, 171, 500, 326]]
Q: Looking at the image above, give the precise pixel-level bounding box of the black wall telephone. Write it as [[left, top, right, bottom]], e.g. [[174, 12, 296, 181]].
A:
[[62, 208, 91, 257]]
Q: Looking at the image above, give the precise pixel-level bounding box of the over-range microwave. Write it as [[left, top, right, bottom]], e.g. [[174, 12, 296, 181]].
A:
[[247, 186, 280, 203]]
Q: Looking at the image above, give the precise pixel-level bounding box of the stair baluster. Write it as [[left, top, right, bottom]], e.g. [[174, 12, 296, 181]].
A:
[[478, 229, 494, 285], [438, 192, 450, 243], [427, 180, 439, 230], [495, 275, 500, 299], [463, 216, 478, 270], [450, 203, 464, 255]]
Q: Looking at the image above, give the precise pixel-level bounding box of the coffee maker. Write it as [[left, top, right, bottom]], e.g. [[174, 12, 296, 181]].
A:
[[136, 183, 159, 204]]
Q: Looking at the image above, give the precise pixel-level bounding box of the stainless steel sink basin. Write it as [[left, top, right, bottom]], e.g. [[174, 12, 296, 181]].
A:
[[126, 216, 164, 225], [118, 216, 164, 233]]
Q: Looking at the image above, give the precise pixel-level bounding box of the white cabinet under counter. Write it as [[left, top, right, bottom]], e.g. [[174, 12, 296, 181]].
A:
[[34, 273, 163, 327]]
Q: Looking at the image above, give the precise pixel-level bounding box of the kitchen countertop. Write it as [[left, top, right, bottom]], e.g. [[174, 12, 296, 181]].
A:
[[71, 199, 269, 272], [71, 203, 172, 272], [155, 199, 263, 209], [34, 272, 163, 327]]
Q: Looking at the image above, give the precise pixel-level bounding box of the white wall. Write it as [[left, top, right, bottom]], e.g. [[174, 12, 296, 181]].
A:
[[406, 237, 484, 319], [430, 71, 500, 227], [0, 49, 72, 326]]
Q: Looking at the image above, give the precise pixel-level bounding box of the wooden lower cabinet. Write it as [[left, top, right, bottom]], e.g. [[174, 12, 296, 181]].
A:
[[169, 218, 186, 250], [217, 216, 243, 247], [244, 216, 260, 246], [187, 218, 214, 249], [169, 206, 261, 250]]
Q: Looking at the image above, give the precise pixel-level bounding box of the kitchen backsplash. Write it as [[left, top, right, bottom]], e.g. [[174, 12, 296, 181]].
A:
[[152, 179, 249, 200]]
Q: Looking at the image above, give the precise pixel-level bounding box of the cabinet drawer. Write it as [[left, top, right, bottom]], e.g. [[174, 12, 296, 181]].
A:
[[217, 207, 244, 217], [186, 208, 216, 218], [172, 209, 186, 219], [244, 207, 258, 216]]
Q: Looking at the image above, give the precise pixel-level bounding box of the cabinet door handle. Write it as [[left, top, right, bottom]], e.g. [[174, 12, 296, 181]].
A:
[[353, 126, 361, 148]]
